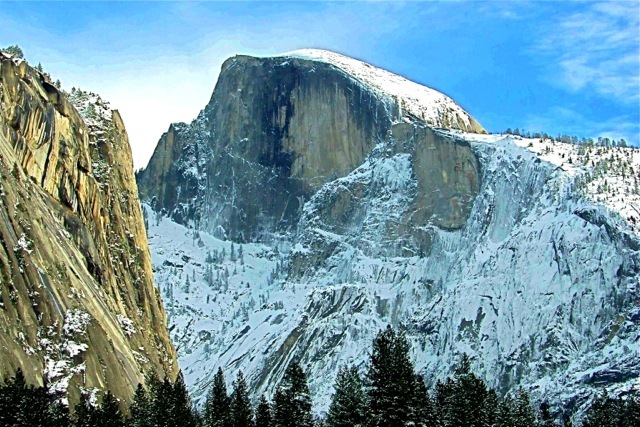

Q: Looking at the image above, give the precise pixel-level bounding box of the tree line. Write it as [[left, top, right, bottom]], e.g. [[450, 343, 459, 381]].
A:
[[1, 326, 638, 426], [503, 128, 629, 148]]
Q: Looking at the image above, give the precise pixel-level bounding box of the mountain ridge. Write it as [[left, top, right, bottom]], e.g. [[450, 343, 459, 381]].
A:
[[137, 52, 485, 241], [276, 49, 485, 133]]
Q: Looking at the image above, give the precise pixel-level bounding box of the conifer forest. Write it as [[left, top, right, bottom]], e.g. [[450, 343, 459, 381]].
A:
[[1, 327, 637, 427]]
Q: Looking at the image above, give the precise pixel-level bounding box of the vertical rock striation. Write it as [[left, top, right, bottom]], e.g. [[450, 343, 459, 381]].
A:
[[0, 52, 177, 406], [137, 51, 484, 241]]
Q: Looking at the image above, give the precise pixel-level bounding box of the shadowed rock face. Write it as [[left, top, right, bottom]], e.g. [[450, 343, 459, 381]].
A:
[[0, 53, 177, 406], [137, 55, 484, 241]]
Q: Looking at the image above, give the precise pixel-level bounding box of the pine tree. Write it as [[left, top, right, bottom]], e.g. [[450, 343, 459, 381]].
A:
[[48, 399, 71, 427], [582, 394, 615, 427], [204, 367, 231, 427], [1, 44, 24, 58], [129, 383, 152, 427], [99, 391, 125, 427], [169, 373, 199, 427], [435, 354, 489, 427], [149, 376, 174, 427], [512, 388, 536, 427], [482, 389, 499, 427], [0, 369, 71, 427], [16, 374, 57, 427], [622, 395, 640, 427], [412, 375, 438, 427], [254, 395, 272, 427], [74, 393, 101, 427], [0, 369, 23, 426], [581, 394, 640, 427], [272, 362, 313, 427], [434, 378, 454, 424], [326, 366, 369, 427], [230, 371, 253, 427], [495, 395, 515, 427], [367, 326, 417, 427], [538, 401, 556, 427]]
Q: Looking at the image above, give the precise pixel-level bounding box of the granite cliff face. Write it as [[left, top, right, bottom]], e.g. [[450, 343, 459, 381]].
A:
[[138, 49, 639, 419], [0, 51, 177, 406], [137, 51, 484, 241]]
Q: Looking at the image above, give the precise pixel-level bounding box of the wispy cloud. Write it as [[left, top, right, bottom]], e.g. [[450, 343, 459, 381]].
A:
[[534, 1, 639, 104], [476, 1, 537, 21]]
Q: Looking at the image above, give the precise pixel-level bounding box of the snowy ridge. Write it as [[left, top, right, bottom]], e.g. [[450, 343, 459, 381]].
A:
[[444, 131, 640, 235], [67, 88, 113, 132], [147, 133, 640, 420], [278, 49, 482, 131]]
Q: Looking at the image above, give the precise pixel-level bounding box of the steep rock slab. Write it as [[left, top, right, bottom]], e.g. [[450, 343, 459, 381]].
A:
[[0, 52, 177, 406], [137, 51, 484, 241]]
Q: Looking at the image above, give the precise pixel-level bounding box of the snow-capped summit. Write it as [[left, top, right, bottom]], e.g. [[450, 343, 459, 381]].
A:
[[278, 49, 485, 132]]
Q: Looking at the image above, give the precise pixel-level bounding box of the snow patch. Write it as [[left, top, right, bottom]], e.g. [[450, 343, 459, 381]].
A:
[[117, 314, 137, 337], [41, 310, 92, 405]]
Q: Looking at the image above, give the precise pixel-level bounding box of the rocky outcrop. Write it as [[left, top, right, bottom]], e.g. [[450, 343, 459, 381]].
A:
[[0, 52, 177, 406], [137, 51, 485, 241], [291, 123, 480, 266]]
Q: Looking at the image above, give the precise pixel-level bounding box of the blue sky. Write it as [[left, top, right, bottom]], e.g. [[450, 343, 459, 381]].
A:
[[1, 1, 638, 168]]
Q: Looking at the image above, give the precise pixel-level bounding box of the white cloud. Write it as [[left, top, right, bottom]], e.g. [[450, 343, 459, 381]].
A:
[[534, 1, 639, 104]]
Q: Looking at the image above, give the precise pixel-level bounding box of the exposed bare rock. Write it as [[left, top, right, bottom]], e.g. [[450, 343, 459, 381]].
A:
[[138, 50, 639, 420], [0, 52, 177, 407], [137, 52, 485, 241]]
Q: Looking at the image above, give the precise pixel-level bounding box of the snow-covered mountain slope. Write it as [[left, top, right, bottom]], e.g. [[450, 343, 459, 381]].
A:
[[277, 49, 485, 133], [138, 50, 639, 421], [145, 132, 640, 418]]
